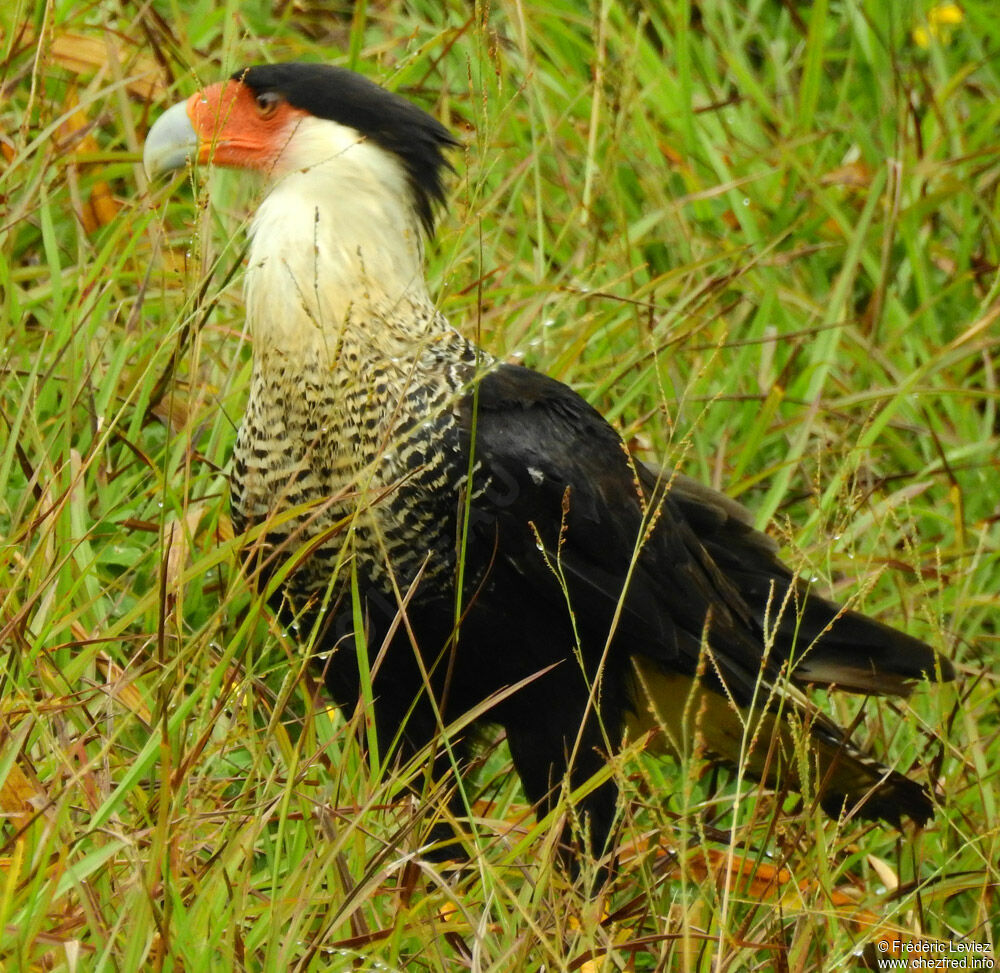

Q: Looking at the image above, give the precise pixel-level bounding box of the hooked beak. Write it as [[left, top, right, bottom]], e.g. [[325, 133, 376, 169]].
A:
[[143, 100, 198, 180]]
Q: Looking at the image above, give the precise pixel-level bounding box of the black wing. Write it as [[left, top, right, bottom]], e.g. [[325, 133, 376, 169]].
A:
[[458, 363, 952, 700], [457, 363, 771, 707]]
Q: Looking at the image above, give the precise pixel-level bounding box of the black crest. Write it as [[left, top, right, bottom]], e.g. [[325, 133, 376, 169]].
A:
[[233, 62, 460, 235]]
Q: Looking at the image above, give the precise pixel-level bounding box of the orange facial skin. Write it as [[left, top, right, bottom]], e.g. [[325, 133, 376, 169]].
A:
[[184, 80, 308, 172]]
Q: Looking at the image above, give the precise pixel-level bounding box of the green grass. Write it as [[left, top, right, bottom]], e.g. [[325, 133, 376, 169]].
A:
[[1, 0, 998, 969]]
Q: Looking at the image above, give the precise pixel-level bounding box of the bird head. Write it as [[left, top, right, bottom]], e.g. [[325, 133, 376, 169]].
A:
[[143, 62, 459, 236]]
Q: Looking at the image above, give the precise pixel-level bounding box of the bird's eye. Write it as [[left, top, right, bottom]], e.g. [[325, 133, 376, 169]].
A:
[[254, 91, 282, 119]]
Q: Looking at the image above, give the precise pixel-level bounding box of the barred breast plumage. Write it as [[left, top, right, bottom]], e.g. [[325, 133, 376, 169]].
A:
[[231, 306, 490, 608]]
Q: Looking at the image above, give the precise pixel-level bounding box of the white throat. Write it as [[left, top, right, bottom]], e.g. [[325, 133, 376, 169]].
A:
[[243, 118, 434, 363]]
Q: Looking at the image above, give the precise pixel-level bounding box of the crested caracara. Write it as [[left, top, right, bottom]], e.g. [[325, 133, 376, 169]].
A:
[[143, 62, 954, 861]]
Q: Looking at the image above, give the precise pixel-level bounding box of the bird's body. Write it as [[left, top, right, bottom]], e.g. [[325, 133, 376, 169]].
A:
[[144, 62, 954, 859]]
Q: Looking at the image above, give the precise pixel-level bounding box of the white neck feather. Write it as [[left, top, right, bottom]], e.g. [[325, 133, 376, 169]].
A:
[[243, 118, 437, 364]]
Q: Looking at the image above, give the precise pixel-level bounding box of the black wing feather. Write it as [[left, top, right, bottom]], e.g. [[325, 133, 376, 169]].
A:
[[459, 364, 772, 707], [664, 473, 955, 693]]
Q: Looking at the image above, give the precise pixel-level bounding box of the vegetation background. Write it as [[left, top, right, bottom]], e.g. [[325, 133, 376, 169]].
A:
[[1, 0, 997, 969]]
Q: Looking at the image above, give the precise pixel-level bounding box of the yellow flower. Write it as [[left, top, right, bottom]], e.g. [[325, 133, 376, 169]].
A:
[[913, 2, 964, 48]]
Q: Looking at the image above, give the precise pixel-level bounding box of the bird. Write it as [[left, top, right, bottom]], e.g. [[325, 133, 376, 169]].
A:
[[143, 61, 955, 862]]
